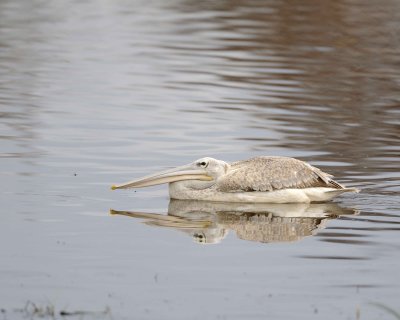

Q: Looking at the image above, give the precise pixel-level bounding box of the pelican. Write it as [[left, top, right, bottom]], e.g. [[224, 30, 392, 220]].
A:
[[111, 156, 359, 203]]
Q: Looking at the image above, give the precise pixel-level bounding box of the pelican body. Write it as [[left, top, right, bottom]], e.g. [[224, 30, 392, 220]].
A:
[[111, 156, 358, 203]]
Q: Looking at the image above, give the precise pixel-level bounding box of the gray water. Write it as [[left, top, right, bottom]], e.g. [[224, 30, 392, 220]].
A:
[[1, 0, 400, 319]]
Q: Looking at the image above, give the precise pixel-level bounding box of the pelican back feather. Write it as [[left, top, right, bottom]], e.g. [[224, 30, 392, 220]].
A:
[[216, 156, 344, 192]]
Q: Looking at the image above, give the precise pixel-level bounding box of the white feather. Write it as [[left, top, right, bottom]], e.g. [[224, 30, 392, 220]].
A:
[[169, 183, 357, 203]]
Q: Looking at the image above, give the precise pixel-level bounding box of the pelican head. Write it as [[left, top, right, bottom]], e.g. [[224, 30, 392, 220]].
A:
[[111, 157, 229, 190]]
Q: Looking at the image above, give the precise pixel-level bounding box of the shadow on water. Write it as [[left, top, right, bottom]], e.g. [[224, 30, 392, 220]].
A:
[[111, 200, 358, 244]]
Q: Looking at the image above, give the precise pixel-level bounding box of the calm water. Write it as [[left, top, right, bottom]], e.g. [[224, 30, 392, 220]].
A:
[[1, 0, 400, 319]]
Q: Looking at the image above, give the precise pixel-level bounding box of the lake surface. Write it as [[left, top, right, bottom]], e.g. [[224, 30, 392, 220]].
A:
[[1, 0, 399, 319]]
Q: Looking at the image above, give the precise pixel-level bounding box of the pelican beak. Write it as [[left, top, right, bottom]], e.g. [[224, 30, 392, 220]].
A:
[[111, 164, 213, 190]]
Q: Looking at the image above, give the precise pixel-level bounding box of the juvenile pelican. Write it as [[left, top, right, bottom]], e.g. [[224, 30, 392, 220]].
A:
[[111, 156, 359, 203]]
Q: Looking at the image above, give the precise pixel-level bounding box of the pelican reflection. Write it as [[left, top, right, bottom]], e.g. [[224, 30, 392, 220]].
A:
[[110, 200, 358, 244]]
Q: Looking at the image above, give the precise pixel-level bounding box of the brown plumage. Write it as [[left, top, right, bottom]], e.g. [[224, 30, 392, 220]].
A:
[[216, 156, 344, 192]]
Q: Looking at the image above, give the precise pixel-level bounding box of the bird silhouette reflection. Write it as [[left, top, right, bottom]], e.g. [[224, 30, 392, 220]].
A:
[[110, 200, 358, 244]]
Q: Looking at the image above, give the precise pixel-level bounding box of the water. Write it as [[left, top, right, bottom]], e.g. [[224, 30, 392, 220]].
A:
[[1, 0, 399, 319]]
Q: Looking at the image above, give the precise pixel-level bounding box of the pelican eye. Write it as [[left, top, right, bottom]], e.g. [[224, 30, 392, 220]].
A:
[[198, 161, 208, 168]]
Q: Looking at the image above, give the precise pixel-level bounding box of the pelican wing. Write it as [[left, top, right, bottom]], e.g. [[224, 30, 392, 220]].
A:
[[216, 157, 343, 192]]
